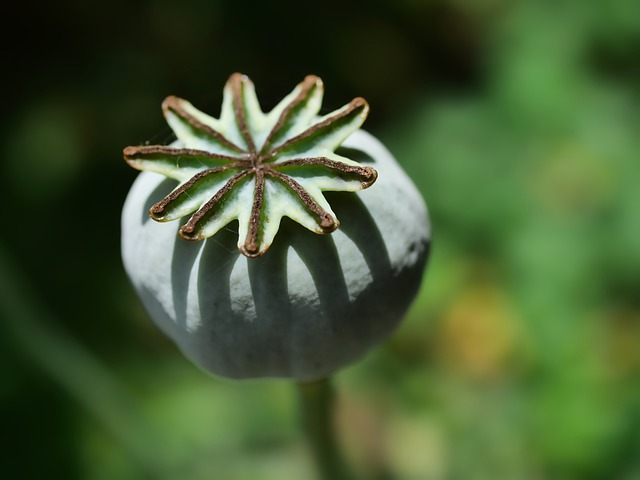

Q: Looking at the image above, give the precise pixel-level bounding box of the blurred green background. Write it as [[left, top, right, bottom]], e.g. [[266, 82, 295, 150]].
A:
[[2, 0, 640, 478]]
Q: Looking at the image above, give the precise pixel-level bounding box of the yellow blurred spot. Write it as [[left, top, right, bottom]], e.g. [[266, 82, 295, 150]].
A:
[[438, 285, 523, 380], [337, 391, 389, 478], [387, 415, 446, 479], [529, 143, 614, 216], [603, 308, 640, 377]]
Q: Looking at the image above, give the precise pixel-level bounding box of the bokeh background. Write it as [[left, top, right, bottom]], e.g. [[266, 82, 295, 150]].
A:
[[3, 0, 640, 478]]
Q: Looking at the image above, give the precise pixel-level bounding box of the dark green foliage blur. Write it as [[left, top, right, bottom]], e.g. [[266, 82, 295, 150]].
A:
[[2, 0, 640, 478]]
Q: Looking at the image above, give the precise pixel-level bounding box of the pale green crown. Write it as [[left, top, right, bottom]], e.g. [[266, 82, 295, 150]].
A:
[[123, 73, 377, 258]]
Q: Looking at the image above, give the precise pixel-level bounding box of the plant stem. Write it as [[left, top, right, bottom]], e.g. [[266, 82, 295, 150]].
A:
[[296, 377, 354, 480]]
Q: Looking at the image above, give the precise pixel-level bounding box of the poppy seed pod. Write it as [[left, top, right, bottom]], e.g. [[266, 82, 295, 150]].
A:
[[121, 74, 430, 381]]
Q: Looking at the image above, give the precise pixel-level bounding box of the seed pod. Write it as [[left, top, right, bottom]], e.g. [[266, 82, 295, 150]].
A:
[[121, 75, 430, 381]]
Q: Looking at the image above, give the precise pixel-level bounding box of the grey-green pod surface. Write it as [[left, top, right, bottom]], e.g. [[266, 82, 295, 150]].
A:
[[121, 129, 430, 381]]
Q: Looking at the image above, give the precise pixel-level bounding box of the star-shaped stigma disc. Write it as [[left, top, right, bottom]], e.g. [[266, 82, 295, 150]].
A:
[[123, 73, 378, 257]]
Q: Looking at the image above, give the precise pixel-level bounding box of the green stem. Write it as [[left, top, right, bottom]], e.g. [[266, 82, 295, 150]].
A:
[[296, 377, 354, 480]]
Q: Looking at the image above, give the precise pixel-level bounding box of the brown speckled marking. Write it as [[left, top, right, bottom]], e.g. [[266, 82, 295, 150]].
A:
[[179, 169, 251, 240], [229, 74, 257, 153], [124, 145, 249, 167], [163, 96, 246, 154], [243, 168, 265, 255], [272, 157, 377, 188], [266, 97, 369, 159], [259, 75, 322, 156], [149, 163, 244, 218], [266, 169, 337, 232]]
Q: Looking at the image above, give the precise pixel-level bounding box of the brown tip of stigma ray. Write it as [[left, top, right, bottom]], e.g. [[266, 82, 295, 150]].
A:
[[122, 146, 139, 160], [178, 169, 250, 240], [267, 96, 370, 158], [265, 169, 338, 233], [229, 74, 257, 153], [272, 157, 378, 189], [123, 145, 245, 170], [149, 164, 244, 220], [162, 95, 246, 154], [242, 169, 266, 255], [259, 75, 323, 155]]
